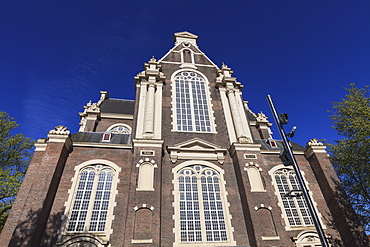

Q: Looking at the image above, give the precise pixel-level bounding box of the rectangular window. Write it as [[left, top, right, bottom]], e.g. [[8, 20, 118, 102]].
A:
[[102, 133, 111, 142]]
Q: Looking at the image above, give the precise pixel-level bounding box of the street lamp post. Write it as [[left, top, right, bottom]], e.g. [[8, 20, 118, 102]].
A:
[[267, 95, 329, 247]]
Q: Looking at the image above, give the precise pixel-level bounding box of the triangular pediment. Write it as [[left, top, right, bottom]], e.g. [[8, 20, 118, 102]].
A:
[[167, 138, 227, 164], [174, 31, 198, 40], [171, 138, 223, 151]]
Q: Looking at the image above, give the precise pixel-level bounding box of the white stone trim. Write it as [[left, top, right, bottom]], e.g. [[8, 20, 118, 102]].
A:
[[228, 143, 262, 157], [244, 163, 266, 192], [236, 90, 253, 141], [179, 48, 196, 69], [136, 159, 157, 191], [72, 143, 131, 149], [261, 150, 305, 155], [131, 239, 153, 243], [168, 138, 227, 164], [292, 230, 327, 247], [100, 113, 133, 119], [159, 32, 219, 69], [154, 83, 163, 139], [161, 60, 216, 68], [135, 81, 147, 139], [106, 123, 132, 133], [132, 139, 164, 148], [261, 236, 280, 240], [34, 138, 48, 151], [219, 87, 237, 143]]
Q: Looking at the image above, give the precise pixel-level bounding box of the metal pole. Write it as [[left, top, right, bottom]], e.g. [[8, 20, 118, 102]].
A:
[[266, 95, 329, 247]]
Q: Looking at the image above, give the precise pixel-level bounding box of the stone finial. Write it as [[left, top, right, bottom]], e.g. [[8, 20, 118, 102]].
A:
[[216, 63, 243, 89], [256, 112, 269, 122], [49, 125, 70, 135], [306, 138, 324, 148], [135, 57, 165, 83], [220, 63, 233, 77], [174, 31, 198, 46], [98, 91, 109, 106], [84, 102, 100, 113]]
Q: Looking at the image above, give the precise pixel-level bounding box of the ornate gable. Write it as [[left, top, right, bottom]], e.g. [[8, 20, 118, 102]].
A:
[[174, 31, 198, 46], [167, 138, 227, 164]]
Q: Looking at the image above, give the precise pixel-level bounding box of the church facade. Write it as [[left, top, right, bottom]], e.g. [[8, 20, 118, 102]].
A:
[[1, 32, 368, 247]]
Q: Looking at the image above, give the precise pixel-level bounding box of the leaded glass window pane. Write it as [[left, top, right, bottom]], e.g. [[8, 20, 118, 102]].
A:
[[174, 71, 212, 132], [178, 165, 228, 243], [274, 169, 314, 227], [67, 165, 114, 233]]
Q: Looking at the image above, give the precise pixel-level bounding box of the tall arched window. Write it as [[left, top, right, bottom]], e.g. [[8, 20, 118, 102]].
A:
[[64, 162, 119, 235], [273, 168, 314, 227], [173, 163, 235, 246], [173, 71, 213, 132]]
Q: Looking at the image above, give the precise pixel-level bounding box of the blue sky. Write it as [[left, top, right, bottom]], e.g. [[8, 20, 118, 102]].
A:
[[1, 1, 369, 147]]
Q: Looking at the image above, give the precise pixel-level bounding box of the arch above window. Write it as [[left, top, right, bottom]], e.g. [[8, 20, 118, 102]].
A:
[[56, 233, 107, 247], [106, 123, 131, 134], [171, 70, 216, 133], [292, 230, 322, 247]]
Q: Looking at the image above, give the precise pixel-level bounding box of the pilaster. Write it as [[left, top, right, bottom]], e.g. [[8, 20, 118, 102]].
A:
[[78, 91, 108, 132], [124, 139, 164, 247], [217, 64, 253, 144], [134, 57, 165, 140], [0, 126, 72, 247], [304, 138, 369, 246]]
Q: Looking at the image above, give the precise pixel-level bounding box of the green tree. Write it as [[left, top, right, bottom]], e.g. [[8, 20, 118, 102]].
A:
[[0, 111, 34, 232], [329, 84, 370, 232]]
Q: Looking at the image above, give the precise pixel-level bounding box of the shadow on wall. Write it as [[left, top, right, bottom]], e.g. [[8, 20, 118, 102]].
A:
[[325, 177, 369, 247], [8, 209, 63, 247]]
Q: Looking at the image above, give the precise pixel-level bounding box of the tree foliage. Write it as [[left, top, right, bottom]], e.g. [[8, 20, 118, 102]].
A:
[[329, 84, 370, 232], [0, 111, 34, 232]]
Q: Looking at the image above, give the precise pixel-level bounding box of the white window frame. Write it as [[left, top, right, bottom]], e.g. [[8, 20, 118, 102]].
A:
[[106, 123, 132, 134], [172, 161, 235, 247], [171, 69, 216, 133], [269, 165, 325, 231], [61, 159, 121, 241]]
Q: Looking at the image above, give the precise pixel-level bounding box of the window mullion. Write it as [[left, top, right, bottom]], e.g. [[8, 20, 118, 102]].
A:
[[197, 176, 206, 243], [86, 169, 99, 232], [288, 174, 304, 227], [189, 80, 196, 130]]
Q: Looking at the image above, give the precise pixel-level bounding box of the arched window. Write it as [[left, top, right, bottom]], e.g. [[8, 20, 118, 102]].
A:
[[63, 161, 120, 237], [173, 71, 214, 132], [107, 124, 131, 134], [67, 165, 114, 232], [173, 163, 235, 246], [273, 168, 314, 227], [102, 124, 131, 143]]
